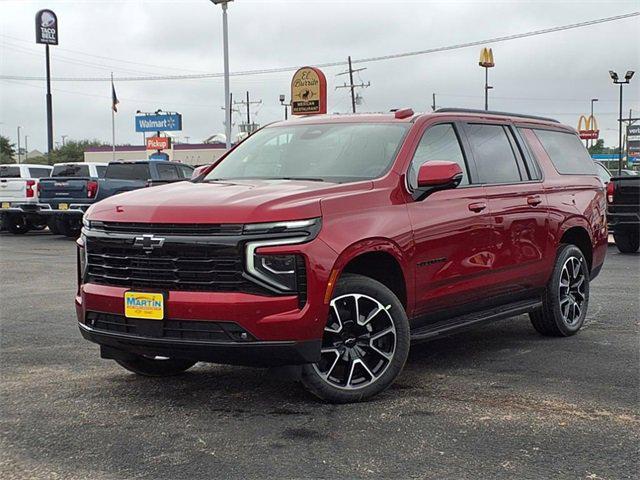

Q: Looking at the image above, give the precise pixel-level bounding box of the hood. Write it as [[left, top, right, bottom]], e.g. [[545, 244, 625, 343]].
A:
[[87, 179, 372, 224]]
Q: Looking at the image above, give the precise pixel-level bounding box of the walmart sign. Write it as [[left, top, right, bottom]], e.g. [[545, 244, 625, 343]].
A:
[[135, 113, 182, 132]]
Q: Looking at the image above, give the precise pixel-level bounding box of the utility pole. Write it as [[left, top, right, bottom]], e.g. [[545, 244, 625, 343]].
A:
[[336, 56, 370, 113], [432, 93, 437, 112], [17, 126, 21, 164], [61, 134, 68, 146], [610, 70, 635, 175], [25, 135, 29, 161], [234, 91, 262, 135]]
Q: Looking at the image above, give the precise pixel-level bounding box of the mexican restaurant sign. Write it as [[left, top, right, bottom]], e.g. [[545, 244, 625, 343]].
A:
[[291, 66, 327, 115]]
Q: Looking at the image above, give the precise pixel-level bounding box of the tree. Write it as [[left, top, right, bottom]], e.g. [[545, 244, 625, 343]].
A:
[[0, 135, 16, 164], [49, 139, 104, 164], [588, 139, 619, 155]]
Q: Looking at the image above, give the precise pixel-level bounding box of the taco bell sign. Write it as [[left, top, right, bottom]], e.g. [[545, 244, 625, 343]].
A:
[[35, 9, 58, 45]]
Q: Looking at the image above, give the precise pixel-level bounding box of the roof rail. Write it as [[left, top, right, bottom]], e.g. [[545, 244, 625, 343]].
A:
[[434, 108, 560, 123]]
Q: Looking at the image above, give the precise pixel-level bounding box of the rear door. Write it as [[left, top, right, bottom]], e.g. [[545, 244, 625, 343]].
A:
[[406, 122, 494, 318], [460, 121, 549, 298]]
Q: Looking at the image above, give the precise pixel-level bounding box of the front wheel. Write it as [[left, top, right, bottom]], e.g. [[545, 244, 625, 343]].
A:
[[115, 355, 196, 376], [56, 216, 81, 238], [302, 274, 410, 403], [530, 244, 590, 337], [613, 229, 639, 254]]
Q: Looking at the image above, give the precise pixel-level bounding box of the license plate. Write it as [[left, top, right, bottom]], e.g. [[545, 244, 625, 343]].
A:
[[124, 292, 164, 320], [58, 203, 69, 210], [1, 202, 10, 209]]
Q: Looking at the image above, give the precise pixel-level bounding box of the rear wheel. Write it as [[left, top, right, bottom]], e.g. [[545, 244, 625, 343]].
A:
[[530, 244, 589, 337], [302, 274, 410, 403], [613, 229, 639, 254], [115, 355, 196, 376], [56, 216, 81, 238], [6, 215, 30, 235]]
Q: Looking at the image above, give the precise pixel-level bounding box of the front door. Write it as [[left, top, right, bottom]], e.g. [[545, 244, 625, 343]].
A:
[[406, 122, 494, 319]]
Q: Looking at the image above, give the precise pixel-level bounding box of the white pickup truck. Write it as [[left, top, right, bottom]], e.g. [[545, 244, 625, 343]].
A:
[[0, 164, 53, 234]]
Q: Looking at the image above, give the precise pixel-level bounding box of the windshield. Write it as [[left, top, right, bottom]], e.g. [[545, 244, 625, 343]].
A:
[[204, 123, 409, 183]]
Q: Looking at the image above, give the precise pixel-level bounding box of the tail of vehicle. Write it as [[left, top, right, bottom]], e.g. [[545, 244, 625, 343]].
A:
[[38, 177, 100, 203], [0, 178, 37, 202]]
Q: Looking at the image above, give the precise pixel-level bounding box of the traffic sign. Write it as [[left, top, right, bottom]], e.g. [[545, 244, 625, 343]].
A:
[[135, 113, 182, 132]]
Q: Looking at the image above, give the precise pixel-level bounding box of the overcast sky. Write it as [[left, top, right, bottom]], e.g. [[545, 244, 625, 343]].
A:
[[1, 0, 638, 153]]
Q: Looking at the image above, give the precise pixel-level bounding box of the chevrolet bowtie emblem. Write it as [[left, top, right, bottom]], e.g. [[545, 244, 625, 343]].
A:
[[133, 234, 165, 251]]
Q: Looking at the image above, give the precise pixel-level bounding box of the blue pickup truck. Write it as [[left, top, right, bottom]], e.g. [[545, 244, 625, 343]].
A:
[[39, 160, 194, 237]]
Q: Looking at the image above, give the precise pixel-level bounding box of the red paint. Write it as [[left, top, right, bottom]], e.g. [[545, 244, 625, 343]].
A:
[[78, 111, 607, 345]]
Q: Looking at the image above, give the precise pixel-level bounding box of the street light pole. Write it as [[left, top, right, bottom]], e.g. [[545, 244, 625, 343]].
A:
[[210, 0, 233, 150], [25, 135, 29, 161], [589, 98, 598, 149], [16, 126, 21, 164], [610, 70, 635, 176]]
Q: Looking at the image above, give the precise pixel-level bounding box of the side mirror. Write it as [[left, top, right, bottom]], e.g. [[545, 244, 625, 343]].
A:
[[414, 161, 463, 200]]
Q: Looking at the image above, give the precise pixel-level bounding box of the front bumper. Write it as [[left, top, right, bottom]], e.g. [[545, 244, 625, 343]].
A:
[[78, 321, 321, 366]]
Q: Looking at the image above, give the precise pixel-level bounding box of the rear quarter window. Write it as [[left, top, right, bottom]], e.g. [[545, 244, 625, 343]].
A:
[[533, 129, 596, 175]]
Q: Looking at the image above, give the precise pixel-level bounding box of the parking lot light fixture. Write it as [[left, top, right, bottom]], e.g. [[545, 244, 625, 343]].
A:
[[610, 69, 634, 175], [210, 0, 233, 150]]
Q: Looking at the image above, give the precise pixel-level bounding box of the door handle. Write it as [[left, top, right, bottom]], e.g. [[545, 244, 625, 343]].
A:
[[468, 202, 487, 212], [527, 195, 542, 206]]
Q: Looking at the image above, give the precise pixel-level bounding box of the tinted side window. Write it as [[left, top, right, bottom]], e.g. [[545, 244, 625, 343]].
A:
[[466, 124, 522, 184], [533, 129, 596, 175], [96, 166, 107, 178], [409, 123, 468, 188], [156, 163, 180, 180], [28, 168, 52, 178], [178, 164, 194, 178], [105, 163, 150, 180]]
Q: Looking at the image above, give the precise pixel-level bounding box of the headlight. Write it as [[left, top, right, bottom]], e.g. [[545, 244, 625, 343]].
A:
[[77, 235, 88, 284], [245, 237, 307, 291], [243, 218, 319, 235], [82, 216, 91, 229]]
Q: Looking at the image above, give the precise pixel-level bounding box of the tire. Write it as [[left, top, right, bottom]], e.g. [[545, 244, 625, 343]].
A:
[[301, 274, 410, 403], [115, 355, 196, 377], [47, 217, 60, 235], [56, 217, 81, 238], [6, 215, 30, 235], [613, 229, 639, 254], [530, 244, 590, 337]]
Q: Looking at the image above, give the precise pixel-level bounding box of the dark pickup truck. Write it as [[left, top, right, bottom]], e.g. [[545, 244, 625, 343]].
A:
[[607, 175, 640, 253], [39, 162, 107, 236], [47, 160, 193, 237]]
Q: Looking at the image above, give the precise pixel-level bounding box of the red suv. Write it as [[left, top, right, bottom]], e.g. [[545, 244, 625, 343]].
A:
[[77, 108, 607, 403]]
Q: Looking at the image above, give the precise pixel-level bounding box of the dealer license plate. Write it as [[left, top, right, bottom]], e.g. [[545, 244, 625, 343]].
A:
[[1, 202, 10, 209], [58, 203, 69, 210], [124, 291, 164, 320]]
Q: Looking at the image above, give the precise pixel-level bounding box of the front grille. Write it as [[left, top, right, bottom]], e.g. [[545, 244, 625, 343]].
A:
[[85, 236, 265, 293], [86, 312, 254, 342], [93, 221, 244, 236]]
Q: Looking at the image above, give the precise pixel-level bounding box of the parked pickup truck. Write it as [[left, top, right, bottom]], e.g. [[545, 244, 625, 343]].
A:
[[40, 161, 193, 237], [95, 161, 195, 203], [607, 174, 640, 253], [38, 162, 108, 236], [0, 163, 53, 234]]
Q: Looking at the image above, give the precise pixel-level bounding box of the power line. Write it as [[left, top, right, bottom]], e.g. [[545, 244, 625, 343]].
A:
[[2, 11, 637, 82]]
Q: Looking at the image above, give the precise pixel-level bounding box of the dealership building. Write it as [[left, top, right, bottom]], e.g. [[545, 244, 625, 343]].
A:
[[83, 143, 227, 166]]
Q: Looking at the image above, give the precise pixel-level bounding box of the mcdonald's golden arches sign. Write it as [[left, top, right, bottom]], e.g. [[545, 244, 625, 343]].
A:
[[577, 115, 599, 140], [479, 48, 495, 68]]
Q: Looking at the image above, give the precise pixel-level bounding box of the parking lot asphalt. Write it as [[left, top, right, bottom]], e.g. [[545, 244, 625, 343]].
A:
[[0, 231, 638, 480]]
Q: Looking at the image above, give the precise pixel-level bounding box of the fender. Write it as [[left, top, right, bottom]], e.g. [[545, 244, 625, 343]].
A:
[[327, 237, 415, 314]]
